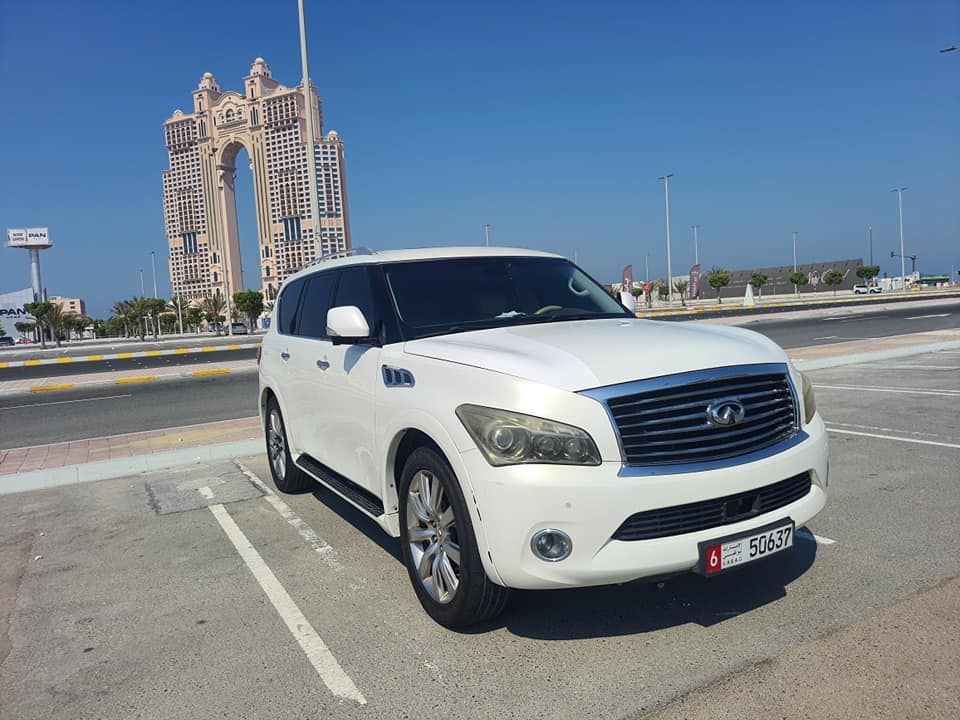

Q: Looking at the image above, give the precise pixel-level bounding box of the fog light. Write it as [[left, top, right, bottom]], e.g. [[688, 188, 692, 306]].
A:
[[531, 529, 572, 562]]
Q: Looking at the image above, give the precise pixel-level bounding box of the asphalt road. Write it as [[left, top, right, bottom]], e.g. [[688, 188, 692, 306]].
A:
[[3, 303, 957, 449], [0, 374, 257, 449], [2, 351, 957, 719], [0, 333, 260, 362], [725, 299, 958, 348]]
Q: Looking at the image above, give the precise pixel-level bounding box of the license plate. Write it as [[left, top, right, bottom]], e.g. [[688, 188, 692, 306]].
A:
[[698, 519, 795, 575]]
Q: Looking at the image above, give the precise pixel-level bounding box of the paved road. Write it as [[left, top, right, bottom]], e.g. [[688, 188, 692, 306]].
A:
[[0, 333, 260, 362], [0, 374, 257, 449], [3, 304, 957, 448], [2, 351, 957, 719], [0, 347, 257, 381], [724, 299, 958, 348]]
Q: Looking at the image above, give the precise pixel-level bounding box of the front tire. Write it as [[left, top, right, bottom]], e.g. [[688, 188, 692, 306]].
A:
[[264, 397, 313, 493], [399, 446, 509, 628]]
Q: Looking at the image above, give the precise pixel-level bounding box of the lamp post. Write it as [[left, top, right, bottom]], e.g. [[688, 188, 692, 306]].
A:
[[483, 223, 491, 247], [868, 225, 873, 266], [658, 174, 674, 306], [892, 187, 908, 289], [792, 231, 798, 295]]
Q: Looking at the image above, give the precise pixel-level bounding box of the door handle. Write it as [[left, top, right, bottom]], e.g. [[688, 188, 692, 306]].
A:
[[281, 351, 290, 361], [317, 358, 330, 370]]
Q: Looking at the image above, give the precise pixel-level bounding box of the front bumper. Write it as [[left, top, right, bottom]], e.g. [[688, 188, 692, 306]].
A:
[[463, 415, 829, 590]]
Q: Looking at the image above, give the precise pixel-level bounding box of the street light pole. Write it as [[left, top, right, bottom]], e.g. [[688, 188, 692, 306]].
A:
[[139, 269, 145, 297], [658, 174, 674, 306], [892, 187, 908, 289], [792, 231, 798, 295], [868, 225, 873, 266], [297, 0, 323, 260], [483, 223, 491, 247], [151, 251, 158, 298], [692, 225, 700, 266], [645, 253, 649, 282]]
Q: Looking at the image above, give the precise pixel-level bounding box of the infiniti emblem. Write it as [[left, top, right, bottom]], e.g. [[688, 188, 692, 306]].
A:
[[706, 399, 746, 427]]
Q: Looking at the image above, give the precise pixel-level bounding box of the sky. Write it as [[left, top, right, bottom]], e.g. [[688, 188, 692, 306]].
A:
[[1, 0, 957, 318]]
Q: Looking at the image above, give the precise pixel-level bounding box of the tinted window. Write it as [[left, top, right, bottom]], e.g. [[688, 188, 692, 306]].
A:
[[384, 257, 629, 339], [333, 268, 378, 330], [297, 272, 337, 339], [277, 278, 304, 335]]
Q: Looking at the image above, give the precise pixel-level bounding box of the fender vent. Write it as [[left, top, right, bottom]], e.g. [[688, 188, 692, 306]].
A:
[[382, 366, 415, 388]]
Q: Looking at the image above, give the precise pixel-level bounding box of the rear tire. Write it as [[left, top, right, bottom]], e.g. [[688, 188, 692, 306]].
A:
[[264, 397, 313, 493], [399, 446, 509, 628]]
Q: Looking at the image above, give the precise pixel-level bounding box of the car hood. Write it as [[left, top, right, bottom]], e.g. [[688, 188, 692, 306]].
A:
[[403, 318, 788, 392]]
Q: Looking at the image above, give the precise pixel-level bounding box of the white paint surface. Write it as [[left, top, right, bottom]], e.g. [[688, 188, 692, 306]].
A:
[[826, 428, 960, 450], [814, 384, 960, 397], [207, 502, 366, 704]]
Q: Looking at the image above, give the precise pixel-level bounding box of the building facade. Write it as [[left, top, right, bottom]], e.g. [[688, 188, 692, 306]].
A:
[[162, 58, 350, 304], [49, 295, 87, 316]]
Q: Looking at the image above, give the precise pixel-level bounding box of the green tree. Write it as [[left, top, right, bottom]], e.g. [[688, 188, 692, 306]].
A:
[[14, 321, 35, 338], [656, 280, 670, 301], [43, 303, 77, 347], [67, 314, 92, 341], [160, 314, 177, 333], [232, 289, 264, 331], [142, 298, 167, 340], [823, 268, 845, 296], [24, 301, 53, 349], [788, 271, 809, 293], [201, 296, 227, 335], [856, 265, 881, 285], [673, 278, 689, 306], [186, 306, 203, 333], [630, 286, 644, 298], [168, 296, 189, 334], [749, 272, 768, 298], [707, 268, 731, 303]]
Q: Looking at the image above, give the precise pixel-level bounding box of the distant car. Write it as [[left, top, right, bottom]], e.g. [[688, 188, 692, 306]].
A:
[[231, 322, 249, 335], [15, 337, 33, 345], [0, 336, 14, 347], [853, 284, 882, 295]]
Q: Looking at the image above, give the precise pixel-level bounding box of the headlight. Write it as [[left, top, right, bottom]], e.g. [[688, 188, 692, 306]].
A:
[[456, 404, 601, 467], [799, 371, 817, 424]]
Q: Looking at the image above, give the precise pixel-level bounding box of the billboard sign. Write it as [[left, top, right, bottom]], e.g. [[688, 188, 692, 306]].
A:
[[6, 227, 52, 248], [0, 288, 35, 338], [689, 264, 701, 299]]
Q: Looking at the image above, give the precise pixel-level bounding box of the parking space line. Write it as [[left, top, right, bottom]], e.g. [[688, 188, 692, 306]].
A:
[[0, 394, 131, 411], [814, 384, 960, 397], [206, 501, 366, 704], [825, 421, 953, 440], [234, 460, 343, 572], [797, 529, 836, 545], [827, 428, 960, 450]]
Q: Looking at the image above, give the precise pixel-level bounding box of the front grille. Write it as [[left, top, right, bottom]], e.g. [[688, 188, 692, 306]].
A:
[[612, 472, 812, 541], [605, 366, 799, 466]]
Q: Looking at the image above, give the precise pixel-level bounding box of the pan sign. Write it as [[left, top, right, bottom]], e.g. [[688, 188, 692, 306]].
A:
[[6, 227, 52, 248]]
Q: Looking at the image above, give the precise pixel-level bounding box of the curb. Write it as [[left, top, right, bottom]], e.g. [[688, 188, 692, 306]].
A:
[[791, 339, 960, 372], [0, 364, 258, 398], [0, 439, 264, 496], [0, 341, 259, 370]]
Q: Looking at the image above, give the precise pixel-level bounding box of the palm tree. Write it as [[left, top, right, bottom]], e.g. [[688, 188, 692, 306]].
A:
[[200, 295, 227, 335], [673, 279, 689, 307], [111, 300, 133, 337], [44, 303, 77, 348], [168, 296, 189, 334]]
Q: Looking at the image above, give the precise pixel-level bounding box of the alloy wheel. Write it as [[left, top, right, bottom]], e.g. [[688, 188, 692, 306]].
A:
[[268, 408, 286, 481], [406, 470, 461, 603]]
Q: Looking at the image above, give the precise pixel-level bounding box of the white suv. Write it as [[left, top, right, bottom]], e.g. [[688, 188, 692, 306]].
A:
[[258, 248, 828, 627]]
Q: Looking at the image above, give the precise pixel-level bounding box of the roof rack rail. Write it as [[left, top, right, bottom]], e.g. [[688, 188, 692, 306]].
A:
[[304, 246, 376, 268]]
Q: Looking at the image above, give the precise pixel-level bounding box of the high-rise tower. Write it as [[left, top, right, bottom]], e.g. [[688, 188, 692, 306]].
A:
[[161, 58, 350, 303]]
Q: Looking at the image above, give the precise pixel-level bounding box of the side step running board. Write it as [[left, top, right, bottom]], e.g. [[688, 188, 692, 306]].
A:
[[295, 454, 385, 518]]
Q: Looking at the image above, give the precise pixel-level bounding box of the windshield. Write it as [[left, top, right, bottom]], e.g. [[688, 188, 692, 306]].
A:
[[384, 256, 631, 340]]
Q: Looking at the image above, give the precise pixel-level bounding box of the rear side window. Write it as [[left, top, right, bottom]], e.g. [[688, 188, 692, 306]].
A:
[[277, 278, 304, 335], [333, 268, 378, 330], [297, 272, 337, 339]]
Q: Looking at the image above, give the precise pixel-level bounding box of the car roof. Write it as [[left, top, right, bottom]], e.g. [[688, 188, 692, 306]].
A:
[[281, 246, 563, 286]]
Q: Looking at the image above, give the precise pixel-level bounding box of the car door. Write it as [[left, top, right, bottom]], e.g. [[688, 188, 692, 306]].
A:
[[284, 270, 337, 462], [318, 266, 381, 493]]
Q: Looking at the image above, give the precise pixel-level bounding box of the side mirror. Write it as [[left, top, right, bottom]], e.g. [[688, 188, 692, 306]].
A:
[[327, 305, 371, 344]]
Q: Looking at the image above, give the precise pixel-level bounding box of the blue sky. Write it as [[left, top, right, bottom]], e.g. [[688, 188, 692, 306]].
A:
[[1, 0, 957, 317]]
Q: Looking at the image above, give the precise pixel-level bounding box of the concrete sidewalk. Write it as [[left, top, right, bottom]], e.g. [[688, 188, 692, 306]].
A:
[[646, 574, 960, 720], [0, 358, 256, 396]]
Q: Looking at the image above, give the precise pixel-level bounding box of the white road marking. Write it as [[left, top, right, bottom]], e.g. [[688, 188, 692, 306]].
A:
[[207, 502, 366, 704], [797, 528, 837, 545], [813, 336, 840, 340], [905, 313, 950, 320], [197, 485, 215, 500], [827, 428, 960, 450], [234, 460, 343, 572], [859, 363, 959, 370], [825, 421, 953, 440], [814, 384, 960, 397], [0, 394, 132, 411]]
